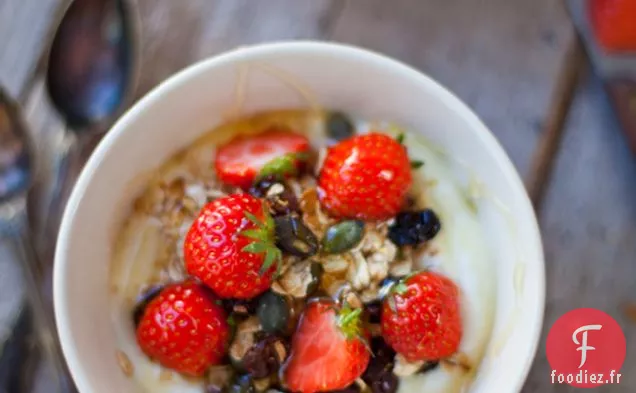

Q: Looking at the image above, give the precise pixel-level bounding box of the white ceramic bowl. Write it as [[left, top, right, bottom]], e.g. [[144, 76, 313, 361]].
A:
[[54, 42, 544, 393]]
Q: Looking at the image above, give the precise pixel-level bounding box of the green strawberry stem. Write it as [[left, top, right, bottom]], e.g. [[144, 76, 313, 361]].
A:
[[240, 203, 283, 276], [387, 272, 418, 311], [336, 304, 363, 339], [255, 152, 308, 183]]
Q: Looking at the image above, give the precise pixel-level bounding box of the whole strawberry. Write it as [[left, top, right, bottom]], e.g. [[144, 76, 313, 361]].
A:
[[318, 133, 412, 221], [136, 281, 230, 376], [282, 300, 370, 393], [381, 271, 462, 362], [590, 0, 636, 52], [184, 193, 282, 299]]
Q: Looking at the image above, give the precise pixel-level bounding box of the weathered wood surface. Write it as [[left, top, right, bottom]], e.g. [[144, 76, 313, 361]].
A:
[[1, 0, 635, 392]]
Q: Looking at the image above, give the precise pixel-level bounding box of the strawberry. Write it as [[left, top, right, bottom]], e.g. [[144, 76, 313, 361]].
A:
[[590, 0, 636, 52], [135, 281, 230, 376], [318, 133, 413, 221], [381, 271, 462, 362], [184, 193, 282, 299], [282, 300, 370, 393], [215, 130, 310, 189]]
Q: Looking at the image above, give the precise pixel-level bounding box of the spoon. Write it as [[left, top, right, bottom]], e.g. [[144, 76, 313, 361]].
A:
[[39, 0, 139, 248], [0, 87, 75, 392]]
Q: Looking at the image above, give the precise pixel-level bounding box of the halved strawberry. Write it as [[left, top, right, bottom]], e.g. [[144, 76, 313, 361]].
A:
[[215, 130, 310, 189], [282, 300, 370, 393]]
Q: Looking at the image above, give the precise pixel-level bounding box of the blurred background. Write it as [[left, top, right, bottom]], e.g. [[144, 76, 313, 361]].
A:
[[0, 0, 634, 392]]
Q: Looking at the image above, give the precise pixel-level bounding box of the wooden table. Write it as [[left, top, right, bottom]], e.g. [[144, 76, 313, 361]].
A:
[[1, 1, 634, 392]]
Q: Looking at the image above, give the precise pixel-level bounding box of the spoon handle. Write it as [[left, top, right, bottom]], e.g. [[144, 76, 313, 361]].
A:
[[36, 130, 81, 254], [7, 212, 77, 393], [0, 306, 39, 393]]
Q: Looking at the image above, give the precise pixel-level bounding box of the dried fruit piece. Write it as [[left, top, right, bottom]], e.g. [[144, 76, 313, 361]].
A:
[[388, 209, 441, 246], [242, 336, 288, 378]]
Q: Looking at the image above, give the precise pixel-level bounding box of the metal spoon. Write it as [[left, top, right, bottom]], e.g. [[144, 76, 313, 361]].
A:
[[39, 0, 140, 249], [0, 87, 75, 392]]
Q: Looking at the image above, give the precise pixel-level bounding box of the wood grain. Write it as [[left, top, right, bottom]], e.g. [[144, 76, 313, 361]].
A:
[[526, 33, 586, 209], [330, 0, 573, 175]]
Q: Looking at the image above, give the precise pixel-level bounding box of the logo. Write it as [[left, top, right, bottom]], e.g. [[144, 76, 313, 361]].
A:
[[546, 308, 626, 388]]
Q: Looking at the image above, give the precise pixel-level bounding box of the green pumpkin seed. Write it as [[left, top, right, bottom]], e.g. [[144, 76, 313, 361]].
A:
[[257, 292, 290, 334], [322, 220, 365, 254], [326, 111, 355, 140], [274, 215, 319, 258]]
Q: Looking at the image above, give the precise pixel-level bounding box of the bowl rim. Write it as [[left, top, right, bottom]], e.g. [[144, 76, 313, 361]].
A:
[[54, 40, 545, 393]]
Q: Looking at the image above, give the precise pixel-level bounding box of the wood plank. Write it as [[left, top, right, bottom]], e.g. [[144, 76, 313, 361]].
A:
[[134, 0, 342, 97], [0, 0, 60, 98], [330, 0, 572, 176], [523, 75, 636, 392]]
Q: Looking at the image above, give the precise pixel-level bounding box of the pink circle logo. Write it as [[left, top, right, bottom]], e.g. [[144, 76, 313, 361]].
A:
[[546, 308, 626, 388]]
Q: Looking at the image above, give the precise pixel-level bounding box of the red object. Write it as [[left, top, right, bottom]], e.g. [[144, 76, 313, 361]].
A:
[[546, 308, 626, 388], [136, 281, 230, 376], [589, 0, 636, 52], [214, 130, 310, 189], [381, 271, 462, 362], [184, 194, 281, 299], [318, 133, 412, 221], [282, 301, 370, 393]]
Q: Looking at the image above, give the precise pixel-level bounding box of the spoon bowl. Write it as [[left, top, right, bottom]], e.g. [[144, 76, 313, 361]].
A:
[[46, 0, 136, 131]]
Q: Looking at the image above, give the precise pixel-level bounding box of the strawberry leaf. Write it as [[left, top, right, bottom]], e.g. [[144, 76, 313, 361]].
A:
[[396, 133, 405, 144], [260, 247, 282, 275], [245, 211, 265, 229], [240, 229, 265, 241], [393, 282, 408, 295], [337, 305, 364, 341], [256, 153, 300, 182], [243, 242, 268, 253]]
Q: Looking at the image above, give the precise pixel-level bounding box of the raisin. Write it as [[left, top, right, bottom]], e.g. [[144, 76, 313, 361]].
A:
[[388, 209, 441, 246], [242, 336, 288, 379], [362, 337, 399, 393], [132, 284, 164, 326]]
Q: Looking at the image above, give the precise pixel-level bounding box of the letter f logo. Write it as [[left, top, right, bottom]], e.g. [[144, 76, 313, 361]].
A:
[[572, 324, 602, 368]]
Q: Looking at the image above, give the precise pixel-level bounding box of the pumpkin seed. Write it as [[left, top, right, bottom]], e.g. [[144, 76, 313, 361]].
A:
[[326, 111, 355, 141], [274, 215, 319, 258], [257, 292, 290, 334], [322, 220, 365, 254]]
